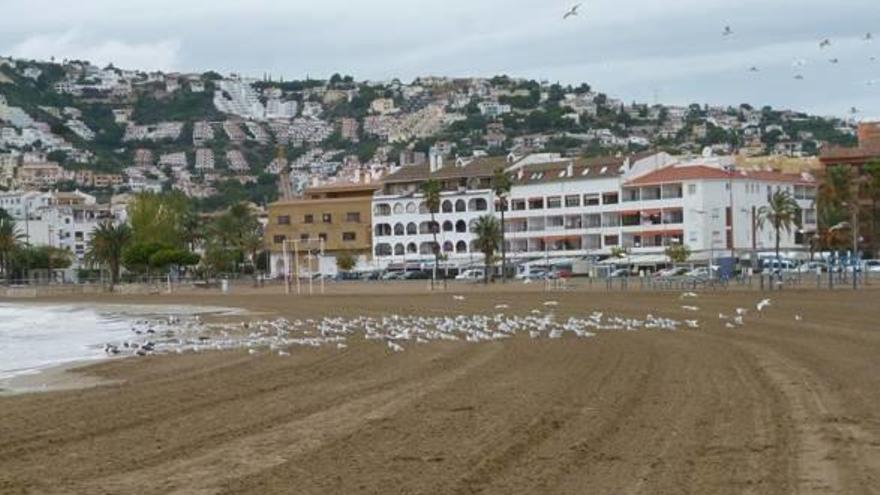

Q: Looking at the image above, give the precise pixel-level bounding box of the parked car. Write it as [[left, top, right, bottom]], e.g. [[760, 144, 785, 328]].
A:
[[380, 271, 403, 280], [797, 261, 828, 273], [401, 270, 430, 280], [864, 260, 880, 273], [684, 266, 716, 279], [455, 269, 484, 281], [607, 268, 631, 278], [654, 267, 689, 278]]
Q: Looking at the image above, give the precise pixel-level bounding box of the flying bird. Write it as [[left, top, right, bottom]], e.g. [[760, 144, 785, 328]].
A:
[[794, 74, 805, 80], [563, 3, 581, 19], [756, 298, 772, 312], [723, 26, 733, 37], [829, 58, 839, 64], [866, 32, 873, 41], [819, 39, 831, 49], [792, 58, 807, 68], [850, 107, 860, 114], [749, 66, 760, 72]]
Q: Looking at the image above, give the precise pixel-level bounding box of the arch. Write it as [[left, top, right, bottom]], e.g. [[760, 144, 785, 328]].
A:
[[469, 197, 488, 211], [469, 219, 479, 233], [455, 199, 466, 212], [443, 241, 454, 253], [405, 202, 417, 213], [419, 242, 435, 255], [374, 224, 391, 237], [456, 219, 467, 233], [418, 202, 429, 214], [375, 243, 392, 256], [441, 200, 453, 213], [419, 221, 433, 235], [394, 243, 405, 256], [456, 240, 468, 253], [406, 242, 418, 254], [394, 223, 405, 236], [406, 222, 417, 235], [393, 203, 404, 214], [374, 203, 391, 216], [443, 220, 454, 232]]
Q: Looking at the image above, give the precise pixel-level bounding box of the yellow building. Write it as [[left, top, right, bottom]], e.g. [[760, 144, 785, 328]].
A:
[[265, 182, 379, 276]]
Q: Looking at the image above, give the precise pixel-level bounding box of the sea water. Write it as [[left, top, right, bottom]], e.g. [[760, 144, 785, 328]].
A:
[[0, 303, 236, 380]]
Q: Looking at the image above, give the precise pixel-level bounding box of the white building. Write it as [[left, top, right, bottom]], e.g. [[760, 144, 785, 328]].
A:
[[371, 152, 818, 270]]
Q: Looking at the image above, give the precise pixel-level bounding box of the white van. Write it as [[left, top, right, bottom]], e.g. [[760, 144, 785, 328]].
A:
[[455, 268, 484, 281]]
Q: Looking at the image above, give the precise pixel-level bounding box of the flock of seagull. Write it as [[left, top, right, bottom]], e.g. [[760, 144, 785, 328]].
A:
[[101, 293, 794, 359], [562, 3, 876, 115]]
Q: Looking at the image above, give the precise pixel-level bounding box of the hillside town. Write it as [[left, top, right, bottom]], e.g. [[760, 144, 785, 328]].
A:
[[0, 55, 877, 282]]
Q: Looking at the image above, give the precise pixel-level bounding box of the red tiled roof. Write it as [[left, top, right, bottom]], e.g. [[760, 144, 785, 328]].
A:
[[625, 165, 812, 186]]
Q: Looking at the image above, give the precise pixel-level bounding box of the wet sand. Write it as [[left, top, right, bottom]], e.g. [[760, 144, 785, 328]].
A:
[[1, 284, 879, 494]]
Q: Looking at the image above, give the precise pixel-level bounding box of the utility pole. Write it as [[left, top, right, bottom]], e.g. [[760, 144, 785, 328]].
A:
[[751, 205, 758, 273], [852, 205, 859, 290]]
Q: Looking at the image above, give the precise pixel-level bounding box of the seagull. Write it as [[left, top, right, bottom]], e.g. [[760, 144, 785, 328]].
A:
[[563, 3, 581, 19], [278, 350, 290, 357], [495, 304, 510, 309], [794, 74, 805, 80], [865, 32, 873, 41], [756, 299, 772, 312], [829, 58, 839, 64], [387, 341, 404, 352], [795, 315, 803, 321], [680, 292, 698, 299], [453, 295, 465, 301], [749, 66, 760, 72], [681, 305, 700, 312], [543, 301, 559, 307], [723, 26, 733, 37], [819, 38, 831, 49], [868, 80, 878, 86], [850, 107, 860, 114], [793, 58, 807, 68]]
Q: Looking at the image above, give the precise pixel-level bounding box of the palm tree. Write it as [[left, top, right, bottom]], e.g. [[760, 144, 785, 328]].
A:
[[85, 221, 132, 290], [472, 214, 502, 284], [0, 216, 25, 283], [421, 179, 441, 290], [757, 190, 802, 263], [492, 167, 512, 282]]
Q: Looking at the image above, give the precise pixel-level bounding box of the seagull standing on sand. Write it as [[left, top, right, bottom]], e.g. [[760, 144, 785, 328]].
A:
[[756, 298, 772, 312], [453, 295, 465, 301], [563, 3, 581, 20]]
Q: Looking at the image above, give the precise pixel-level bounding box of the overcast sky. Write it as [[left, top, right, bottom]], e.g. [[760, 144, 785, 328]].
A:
[[1, 0, 878, 117]]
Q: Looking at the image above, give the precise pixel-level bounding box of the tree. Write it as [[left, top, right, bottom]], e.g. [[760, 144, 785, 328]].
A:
[[85, 221, 132, 289], [421, 179, 442, 289], [665, 243, 691, 265], [336, 252, 356, 272], [128, 192, 192, 247], [492, 167, 512, 282], [0, 216, 25, 282], [757, 190, 802, 262], [609, 246, 627, 259], [863, 161, 880, 257], [472, 215, 502, 284]]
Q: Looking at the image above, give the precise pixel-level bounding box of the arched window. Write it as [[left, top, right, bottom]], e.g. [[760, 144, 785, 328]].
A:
[[456, 241, 468, 253], [443, 241, 454, 253], [469, 219, 479, 233], [469, 198, 488, 211], [456, 220, 467, 233], [374, 224, 391, 237], [407, 242, 418, 254], [374, 203, 391, 216], [441, 200, 453, 213], [405, 202, 417, 213], [375, 243, 392, 256], [419, 221, 433, 234], [455, 199, 466, 212], [394, 223, 404, 236], [443, 220, 454, 232], [406, 222, 417, 235], [394, 243, 405, 256], [419, 242, 435, 255], [393, 203, 404, 214], [418, 202, 429, 214]]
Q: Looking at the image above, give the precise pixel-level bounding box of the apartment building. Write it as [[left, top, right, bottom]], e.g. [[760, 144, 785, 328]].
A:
[[371, 152, 818, 269], [266, 182, 380, 277]]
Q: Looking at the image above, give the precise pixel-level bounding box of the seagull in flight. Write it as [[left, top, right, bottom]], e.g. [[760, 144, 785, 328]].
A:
[[563, 3, 582, 19], [866, 32, 873, 41], [829, 58, 839, 64], [794, 74, 805, 80], [792, 58, 807, 68], [819, 38, 832, 49], [851, 107, 860, 114], [723, 26, 733, 37], [749, 66, 760, 72]]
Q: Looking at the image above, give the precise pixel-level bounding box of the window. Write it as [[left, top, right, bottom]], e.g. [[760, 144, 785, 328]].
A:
[[277, 215, 291, 225], [345, 212, 361, 223], [604, 235, 619, 247], [342, 232, 356, 242], [602, 192, 619, 205], [318, 233, 328, 242], [688, 184, 697, 195], [273, 235, 286, 244], [304, 214, 314, 224], [547, 196, 562, 209], [300, 234, 310, 241], [565, 195, 580, 208], [584, 194, 600, 206], [322, 213, 332, 224], [511, 199, 526, 211], [528, 198, 544, 210]]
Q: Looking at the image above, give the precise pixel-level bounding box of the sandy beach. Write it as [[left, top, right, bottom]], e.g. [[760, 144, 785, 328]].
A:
[[1, 283, 879, 494]]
